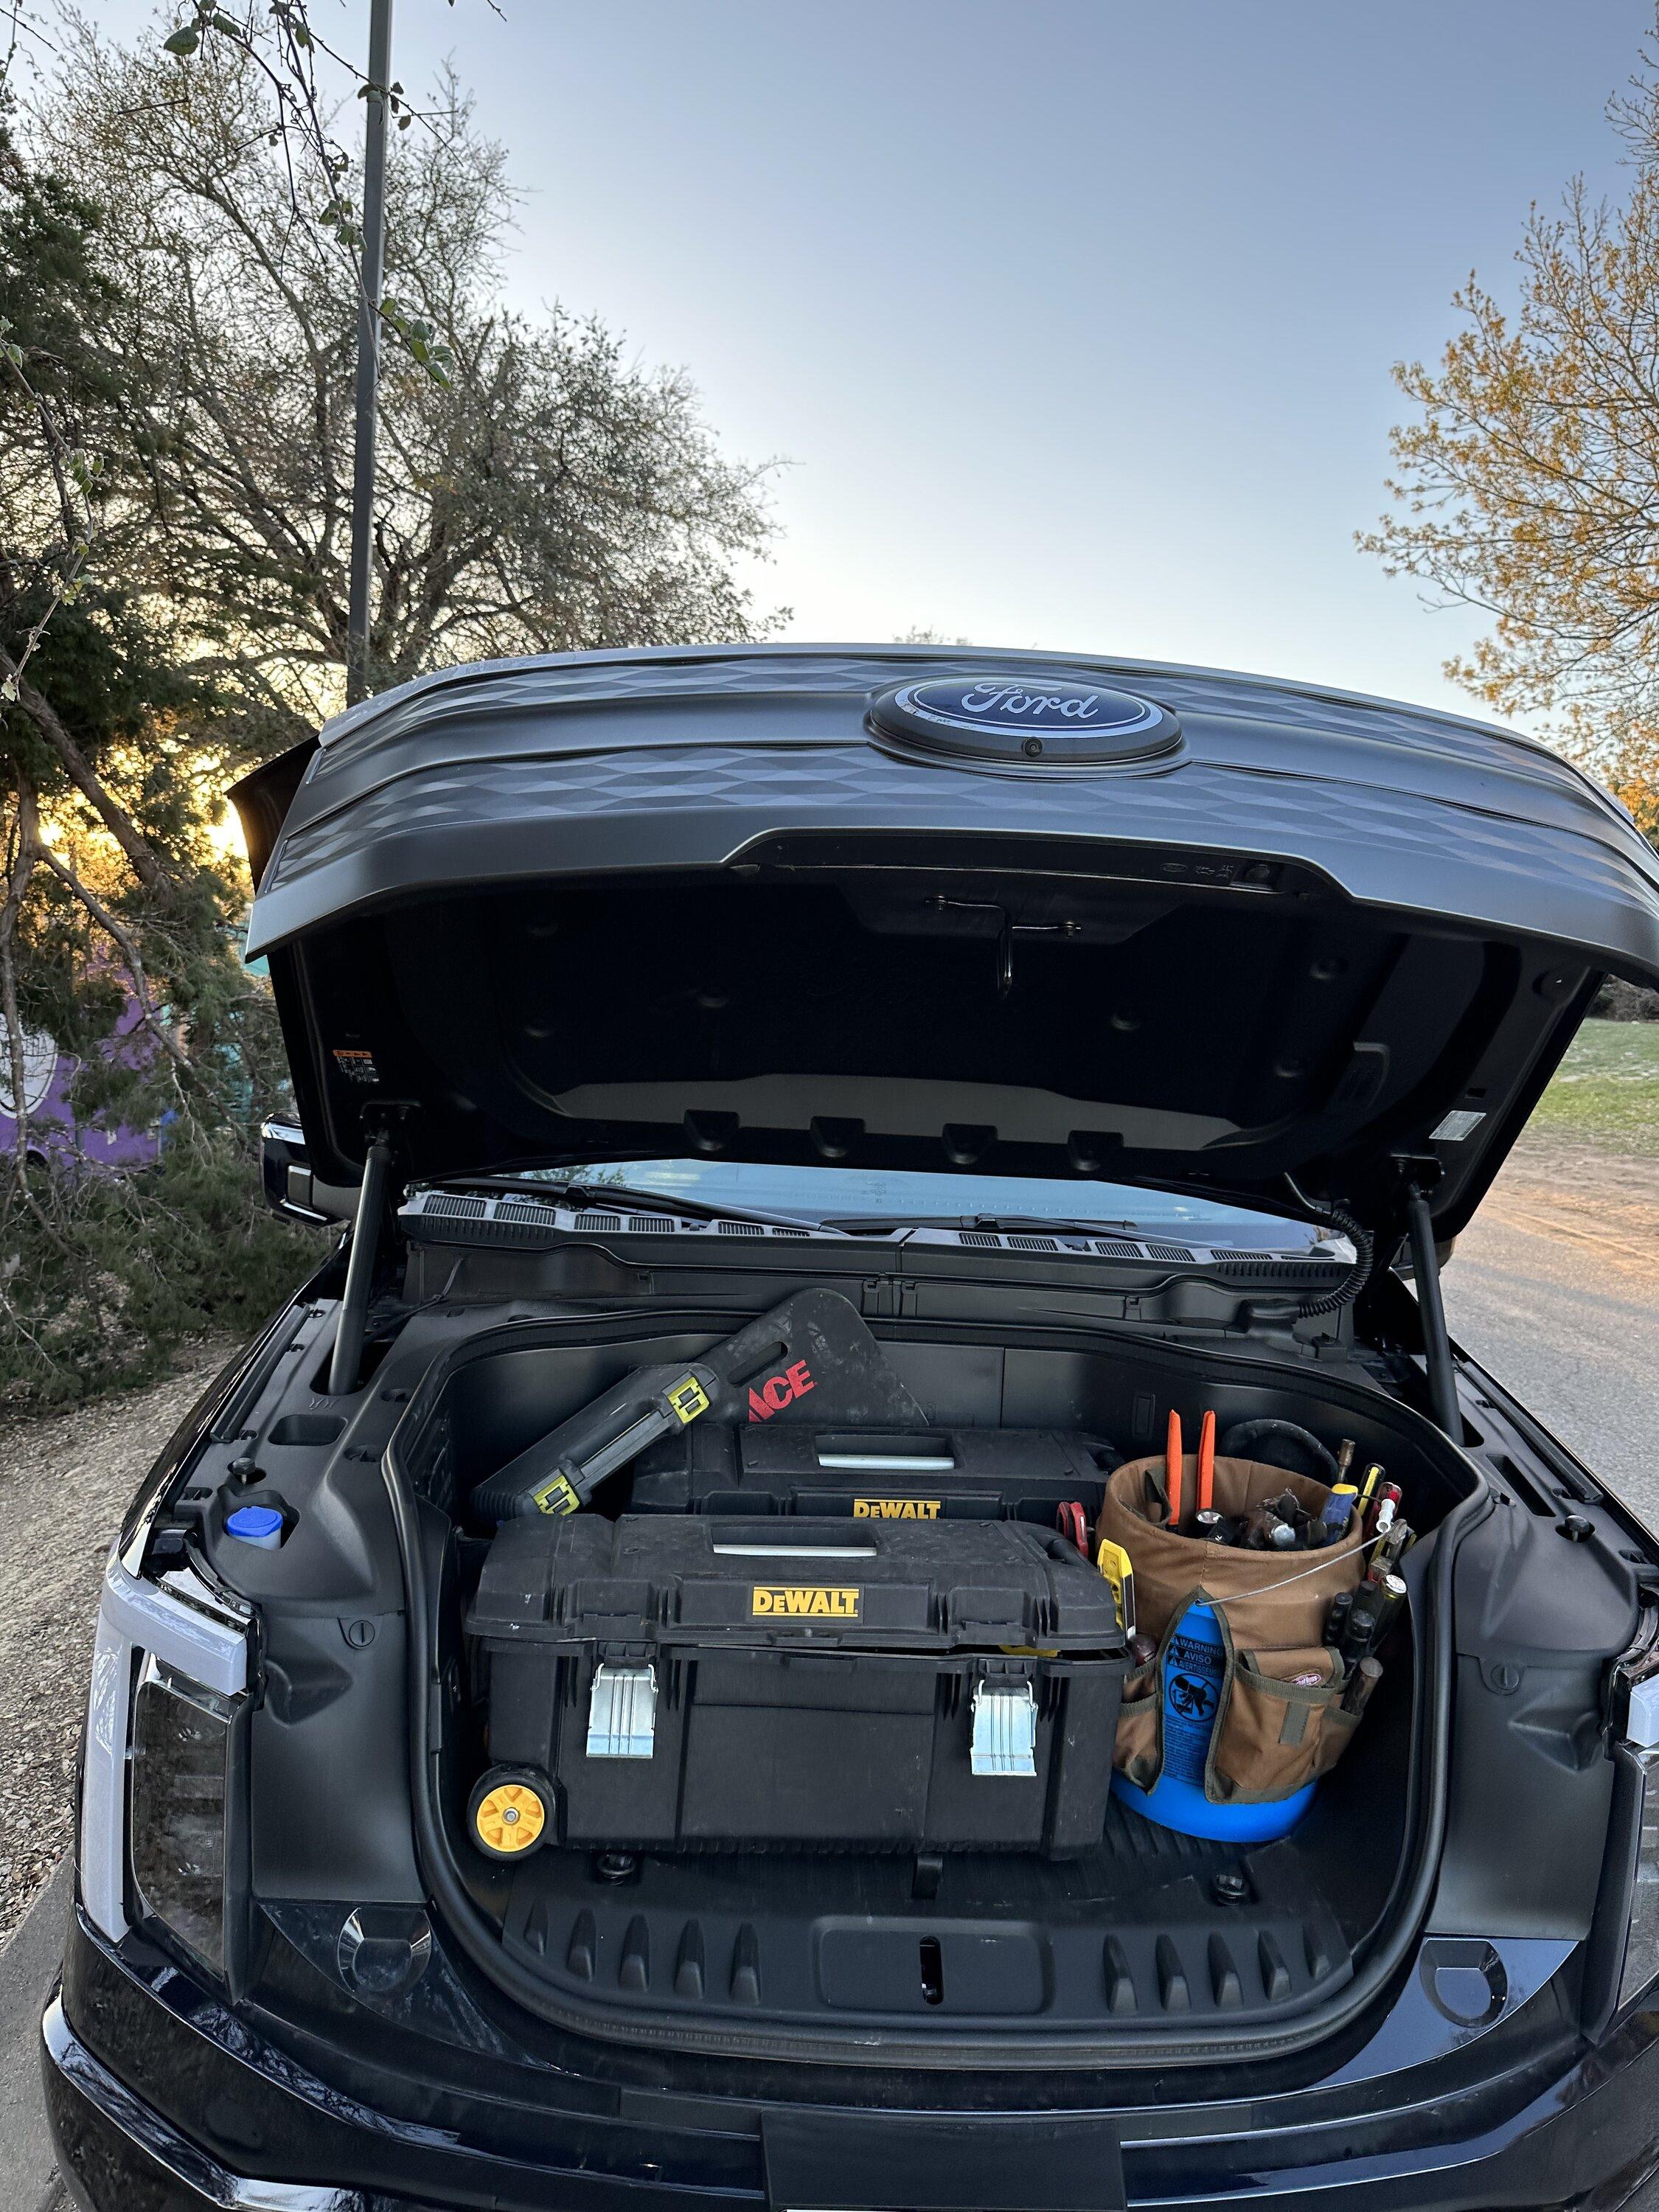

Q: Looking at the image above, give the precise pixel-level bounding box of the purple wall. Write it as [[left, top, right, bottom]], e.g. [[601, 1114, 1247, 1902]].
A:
[[0, 1002, 161, 1169]]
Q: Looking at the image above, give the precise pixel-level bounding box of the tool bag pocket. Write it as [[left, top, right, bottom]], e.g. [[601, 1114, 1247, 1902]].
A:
[[1208, 1644, 1357, 1804], [1113, 1663, 1161, 1789]]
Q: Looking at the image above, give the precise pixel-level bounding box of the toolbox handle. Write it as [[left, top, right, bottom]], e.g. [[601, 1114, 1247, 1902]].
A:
[[816, 1448, 958, 1472], [711, 1541, 878, 1558]]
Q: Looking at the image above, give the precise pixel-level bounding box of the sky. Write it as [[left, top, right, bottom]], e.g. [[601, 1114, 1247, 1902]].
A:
[[83, 1, 1657, 718]]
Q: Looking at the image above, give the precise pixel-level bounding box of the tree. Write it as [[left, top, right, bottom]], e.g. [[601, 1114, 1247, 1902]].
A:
[[0, 125, 307, 1398], [1359, 24, 1659, 838], [0, 13, 782, 1402], [33, 18, 784, 731]]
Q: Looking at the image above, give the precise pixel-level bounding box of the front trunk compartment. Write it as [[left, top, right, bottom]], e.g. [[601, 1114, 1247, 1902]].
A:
[[367, 1298, 1467, 2056]]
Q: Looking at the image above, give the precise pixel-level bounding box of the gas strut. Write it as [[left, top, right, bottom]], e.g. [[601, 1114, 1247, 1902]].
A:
[[1404, 1183, 1460, 1441], [327, 1133, 394, 1396]]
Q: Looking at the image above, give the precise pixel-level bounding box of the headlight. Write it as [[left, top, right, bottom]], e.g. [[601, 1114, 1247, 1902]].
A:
[[79, 1548, 250, 1975], [1616, 1746, 1659, 2017], [1593, 1642, 1659, 2031], [128, 1656, 246, 1980]]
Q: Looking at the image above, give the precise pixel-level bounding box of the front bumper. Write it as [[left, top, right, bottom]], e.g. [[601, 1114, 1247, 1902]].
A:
[[41, 1905, 1659, 2212]]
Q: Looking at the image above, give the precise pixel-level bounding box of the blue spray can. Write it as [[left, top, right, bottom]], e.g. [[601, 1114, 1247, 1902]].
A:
[[1159, 1602, 1227, 1787], [1110, 1596, 1320, 1841]]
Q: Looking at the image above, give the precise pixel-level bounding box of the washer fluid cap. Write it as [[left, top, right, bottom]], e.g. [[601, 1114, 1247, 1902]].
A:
[[868, 673, 1181, 768], [226, 1503, 285, 1549]]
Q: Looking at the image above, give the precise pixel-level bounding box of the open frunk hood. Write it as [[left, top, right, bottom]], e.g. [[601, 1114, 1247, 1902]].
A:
[[234, 646, 1659, 1239]]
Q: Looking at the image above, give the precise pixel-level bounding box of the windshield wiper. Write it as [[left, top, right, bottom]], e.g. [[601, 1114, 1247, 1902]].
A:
[[432, 1175, 835, 1234], [821, 1213, 1146, 1237]]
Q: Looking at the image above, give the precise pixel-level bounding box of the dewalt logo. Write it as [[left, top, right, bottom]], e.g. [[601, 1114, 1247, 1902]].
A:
[[852, 1497, 942, 1520], [750, 1585, 863, 1621]]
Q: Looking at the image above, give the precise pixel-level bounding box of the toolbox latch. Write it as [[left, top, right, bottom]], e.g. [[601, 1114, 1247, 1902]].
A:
[[970, 1679, 1037, 1777], [586, 1663, 658, 1759]]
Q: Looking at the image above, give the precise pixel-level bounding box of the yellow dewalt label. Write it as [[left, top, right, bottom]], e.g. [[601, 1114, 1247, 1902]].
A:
[[750, 1584, 863, 1621], [667, 1374, 711, 1425], [852, 1496, 942, 1520]]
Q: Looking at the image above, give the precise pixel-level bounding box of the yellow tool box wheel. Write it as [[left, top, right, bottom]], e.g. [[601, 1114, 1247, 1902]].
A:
[[468, 1768, 551, 1860]]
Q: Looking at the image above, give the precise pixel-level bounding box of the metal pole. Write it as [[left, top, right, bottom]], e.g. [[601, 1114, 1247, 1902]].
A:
[[1405, 1186, 1461, 1442], [328, 1135, 394, 1394], [345, 0, 394, 706]]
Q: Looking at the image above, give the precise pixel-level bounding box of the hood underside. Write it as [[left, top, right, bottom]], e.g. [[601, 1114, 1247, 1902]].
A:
[[235, 647, 1659, 1237]]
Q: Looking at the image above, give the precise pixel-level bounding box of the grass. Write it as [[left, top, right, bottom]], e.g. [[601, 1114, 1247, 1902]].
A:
[[1528, 1019, 1659, 1155]]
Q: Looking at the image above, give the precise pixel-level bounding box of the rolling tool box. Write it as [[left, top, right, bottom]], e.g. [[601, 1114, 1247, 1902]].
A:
[[468, 1514, 1128, 1854], [626, 1423, 1120, 1524]]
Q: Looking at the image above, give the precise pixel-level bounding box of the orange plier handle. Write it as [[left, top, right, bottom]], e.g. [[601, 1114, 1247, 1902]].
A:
[[1197, 1409, 1217, 1515]]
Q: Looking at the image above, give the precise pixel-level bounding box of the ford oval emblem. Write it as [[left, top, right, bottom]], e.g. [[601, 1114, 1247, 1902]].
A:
[[868, 672, 1181, 768]]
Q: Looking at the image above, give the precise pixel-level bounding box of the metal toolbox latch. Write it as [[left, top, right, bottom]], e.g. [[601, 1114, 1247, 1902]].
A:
[[586, 1663, 658, 1759], [970, 1677, 1037, 1776]]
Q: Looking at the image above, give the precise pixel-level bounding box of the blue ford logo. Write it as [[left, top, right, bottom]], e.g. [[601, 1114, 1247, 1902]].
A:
[[868, 671, 1181, 767]]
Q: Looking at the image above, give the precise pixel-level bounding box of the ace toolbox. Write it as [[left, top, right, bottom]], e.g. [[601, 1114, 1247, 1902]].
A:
[[626, 1422, 1121, 1524], [467, 1512, 1129, 1854]]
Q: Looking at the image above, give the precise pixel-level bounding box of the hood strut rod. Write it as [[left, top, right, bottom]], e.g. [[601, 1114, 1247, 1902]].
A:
[[1404, 1184, 1459, 1441], [328, 1135, 394, 1395]]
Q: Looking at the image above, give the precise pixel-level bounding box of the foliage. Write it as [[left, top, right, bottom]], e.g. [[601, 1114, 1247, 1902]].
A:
[[0, 1130, 319, 1407], [1359, 16, 1659, 841], [0, 9, 782, 1409], [35, 18, 784, 726], [1591, 975, 1659, 1020]]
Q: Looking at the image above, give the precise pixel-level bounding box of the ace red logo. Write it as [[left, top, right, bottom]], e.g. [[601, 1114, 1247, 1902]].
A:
[[747, 1360, 815, 1422]]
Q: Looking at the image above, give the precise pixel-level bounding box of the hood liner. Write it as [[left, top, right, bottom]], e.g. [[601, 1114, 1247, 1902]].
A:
[[235, 647, 1659, 1240]]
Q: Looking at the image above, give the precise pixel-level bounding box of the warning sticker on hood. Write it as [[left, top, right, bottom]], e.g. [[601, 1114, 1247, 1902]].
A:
[[332, 1047, 380, 1086]]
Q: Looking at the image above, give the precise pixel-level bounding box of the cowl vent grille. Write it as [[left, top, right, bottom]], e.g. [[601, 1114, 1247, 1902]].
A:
[[494, 1200, 563, 1228]]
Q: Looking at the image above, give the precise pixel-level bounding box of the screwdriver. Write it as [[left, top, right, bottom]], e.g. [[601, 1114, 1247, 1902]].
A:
[[1197, 1409, 1217, 1516]]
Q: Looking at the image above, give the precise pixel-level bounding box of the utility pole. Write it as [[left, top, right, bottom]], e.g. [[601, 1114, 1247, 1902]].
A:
[[345, 0, 394, 706]]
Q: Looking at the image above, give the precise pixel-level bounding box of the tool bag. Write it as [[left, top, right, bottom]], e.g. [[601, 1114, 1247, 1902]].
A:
[[1100, 1454, 1368, 1806]]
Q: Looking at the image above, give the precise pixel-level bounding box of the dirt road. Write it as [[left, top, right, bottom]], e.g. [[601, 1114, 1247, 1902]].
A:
[[1444, 1140, 1659, 1530]]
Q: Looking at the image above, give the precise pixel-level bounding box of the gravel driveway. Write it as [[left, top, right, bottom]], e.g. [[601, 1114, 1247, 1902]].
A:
[[0, 1342, 234, 1951]]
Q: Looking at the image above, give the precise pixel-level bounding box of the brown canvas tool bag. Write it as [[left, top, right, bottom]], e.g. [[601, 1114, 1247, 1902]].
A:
[[1102, 1454, 1368, 1804]]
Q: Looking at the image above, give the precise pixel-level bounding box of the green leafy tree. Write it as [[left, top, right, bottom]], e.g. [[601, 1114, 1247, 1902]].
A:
[[0, 11, 783, 1404], [37, 17, 784, 730], [1360, 18, 1659, 841]]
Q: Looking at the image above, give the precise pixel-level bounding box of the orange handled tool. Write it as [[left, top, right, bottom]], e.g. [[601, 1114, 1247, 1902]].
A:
[[1165, 1409, 1183, 1528], [1197, 1409, 1216, 1514]]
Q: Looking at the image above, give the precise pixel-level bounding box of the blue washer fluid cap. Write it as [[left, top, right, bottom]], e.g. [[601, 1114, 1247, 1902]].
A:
[[226, 1503, 285, 1550]]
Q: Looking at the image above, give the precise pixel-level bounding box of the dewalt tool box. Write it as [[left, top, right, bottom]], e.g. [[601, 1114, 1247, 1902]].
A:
[[467, 1514, 1128, 1855], [626, 1425, 1119, 1526]]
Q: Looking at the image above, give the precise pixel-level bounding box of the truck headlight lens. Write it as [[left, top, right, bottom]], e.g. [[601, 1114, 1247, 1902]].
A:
[[128, 1655, 243, 1980], [1618, 1748, 1659, 2016]]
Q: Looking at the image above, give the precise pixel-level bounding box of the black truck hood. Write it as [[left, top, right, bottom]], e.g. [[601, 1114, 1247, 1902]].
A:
[[234, 646, 1659, 1239]]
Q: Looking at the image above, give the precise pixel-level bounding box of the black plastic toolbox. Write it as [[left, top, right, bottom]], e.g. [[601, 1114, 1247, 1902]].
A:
[[468, 1514, 1127, 1855], [626, 1424, 1119, 1526]]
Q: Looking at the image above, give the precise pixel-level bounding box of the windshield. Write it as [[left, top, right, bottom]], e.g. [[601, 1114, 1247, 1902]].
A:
[[505, 1161, 1322, 1242]]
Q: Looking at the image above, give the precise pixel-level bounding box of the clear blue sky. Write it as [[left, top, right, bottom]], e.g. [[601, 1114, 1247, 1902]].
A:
[[94, 1, 1656, 714]]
